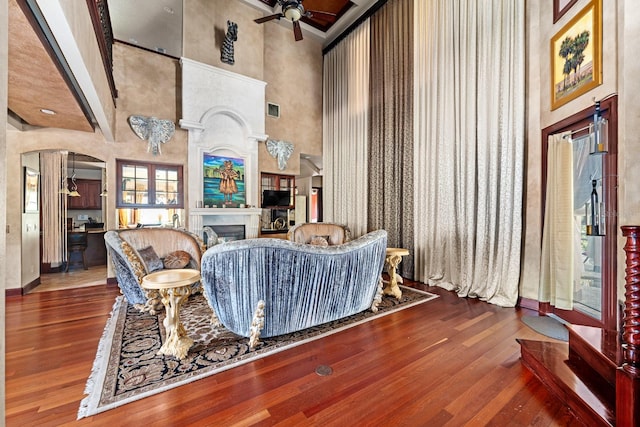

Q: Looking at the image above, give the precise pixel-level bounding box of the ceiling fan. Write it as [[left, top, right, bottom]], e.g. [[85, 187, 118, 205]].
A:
[[254, 0, 337, 41]]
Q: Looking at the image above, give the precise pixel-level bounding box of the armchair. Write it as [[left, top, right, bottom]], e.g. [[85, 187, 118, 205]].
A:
[[286, 222, 351, 246]]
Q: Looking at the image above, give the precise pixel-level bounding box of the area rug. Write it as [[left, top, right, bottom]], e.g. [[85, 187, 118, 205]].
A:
[[521, 315, 569, 341], [78, 286, 438, 418]]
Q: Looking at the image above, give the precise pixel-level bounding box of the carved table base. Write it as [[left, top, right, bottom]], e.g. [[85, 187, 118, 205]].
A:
[[383, 248, 409, 299], [142, 269, 201, 360]]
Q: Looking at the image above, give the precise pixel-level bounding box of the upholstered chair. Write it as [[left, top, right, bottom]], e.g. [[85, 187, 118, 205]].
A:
[[286, 222, 352, 246], [104, 228, 206, 313]]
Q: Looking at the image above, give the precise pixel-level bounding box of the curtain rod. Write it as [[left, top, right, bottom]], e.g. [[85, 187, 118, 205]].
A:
[[322, 0, 390, 55], [562, 123, 595, 139]]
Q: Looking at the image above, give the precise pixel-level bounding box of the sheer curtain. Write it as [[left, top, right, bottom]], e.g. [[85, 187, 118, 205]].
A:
[[539, 133, 574, 309], [40, 151, 67, 264], [323, 22, 370, 237], [368, 0, 414, 278], [413, 0, 525, 306]]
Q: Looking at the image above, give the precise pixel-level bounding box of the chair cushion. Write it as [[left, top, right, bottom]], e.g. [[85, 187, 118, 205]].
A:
[[164, 250, 191, 269], [137, 246, 163, 273], [309, 235, 330, 247]]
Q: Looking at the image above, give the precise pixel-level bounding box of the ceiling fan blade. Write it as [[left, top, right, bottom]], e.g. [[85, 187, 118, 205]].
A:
[[306, 10, 337, 21], [293, 20, 303, 41], [254, 13, 283, 24]]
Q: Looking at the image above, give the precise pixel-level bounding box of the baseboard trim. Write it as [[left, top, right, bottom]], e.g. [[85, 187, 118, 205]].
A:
[[22, 277, 41, 294], [518, 297, 540, 312], [5, 288, 22, 297]]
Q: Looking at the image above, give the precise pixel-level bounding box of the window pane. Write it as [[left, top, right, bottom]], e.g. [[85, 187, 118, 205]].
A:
[[167, 192, 178, 204], [155, 192, 167, 205], [156, 181, 167, 192], [136, 179, 148, 192], [156, 169, 167, 180], [122, 166, 136, 178], [168, 170, 178, 180], [136, 166, 148, 179], [122, 191, 135, 204], [167, 182, 177, 192], [137, 192, 148, 204]]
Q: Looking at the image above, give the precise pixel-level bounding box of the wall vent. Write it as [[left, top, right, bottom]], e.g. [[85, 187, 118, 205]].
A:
[[267, 102, 280, 118]]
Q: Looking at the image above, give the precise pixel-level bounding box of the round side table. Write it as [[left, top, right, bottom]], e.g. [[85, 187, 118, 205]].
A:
[[141, 268, 201, 359]]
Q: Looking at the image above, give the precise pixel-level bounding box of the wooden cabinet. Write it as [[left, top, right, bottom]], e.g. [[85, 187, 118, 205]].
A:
[[68, 179, 102, 210], [260, 173, 295, 232]]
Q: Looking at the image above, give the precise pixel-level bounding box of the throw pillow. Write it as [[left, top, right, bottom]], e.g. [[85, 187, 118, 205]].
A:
[[164, 250, 191, 269], [309, 235, 330, 247], [137, 246, 163, 273]]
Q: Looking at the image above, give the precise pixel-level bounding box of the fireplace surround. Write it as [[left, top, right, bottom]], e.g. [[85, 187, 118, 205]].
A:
[[179, 58, 267, 239]]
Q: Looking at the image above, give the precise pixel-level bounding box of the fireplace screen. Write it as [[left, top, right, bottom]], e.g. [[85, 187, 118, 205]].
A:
[[203, 154, 246, 207]]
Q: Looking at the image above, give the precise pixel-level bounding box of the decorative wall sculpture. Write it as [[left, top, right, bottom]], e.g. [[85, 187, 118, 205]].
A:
[[221, 21, 238, 65], [128, 115, 176, 155], [266, 139, 294, 170]]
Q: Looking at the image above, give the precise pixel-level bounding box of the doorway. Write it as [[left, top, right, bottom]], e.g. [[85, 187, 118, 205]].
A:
[[540, 96, 618, 330], [25, 150, 108, 292]]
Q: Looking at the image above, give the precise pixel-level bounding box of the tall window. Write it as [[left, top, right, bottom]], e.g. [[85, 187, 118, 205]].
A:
[[116, 159, 183, 208]]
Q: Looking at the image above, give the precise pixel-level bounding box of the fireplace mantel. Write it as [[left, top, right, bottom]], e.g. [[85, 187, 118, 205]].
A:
[[189, 208, 263, 239]]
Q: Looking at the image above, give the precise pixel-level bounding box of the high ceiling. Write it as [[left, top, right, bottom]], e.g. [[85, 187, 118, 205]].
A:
[[7, 0, 377, 133]]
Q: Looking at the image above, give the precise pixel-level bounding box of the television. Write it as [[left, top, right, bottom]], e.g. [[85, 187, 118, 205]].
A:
[[262, 190, 291, 207]]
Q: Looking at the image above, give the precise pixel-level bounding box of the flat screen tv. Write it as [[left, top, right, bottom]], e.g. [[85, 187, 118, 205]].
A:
[[262, 190, 291, 207]]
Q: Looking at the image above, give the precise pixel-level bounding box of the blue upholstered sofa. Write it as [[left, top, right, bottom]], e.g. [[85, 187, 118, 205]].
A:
[[200, 230, 387, 349]]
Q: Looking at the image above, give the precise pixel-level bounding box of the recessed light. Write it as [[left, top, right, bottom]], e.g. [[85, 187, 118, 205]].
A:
[[163, 6, 174, 14], [40, 109, 56, 115]]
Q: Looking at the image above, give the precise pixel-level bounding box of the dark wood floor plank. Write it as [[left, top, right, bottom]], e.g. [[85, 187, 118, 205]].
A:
[[5, 281, 581, 426]]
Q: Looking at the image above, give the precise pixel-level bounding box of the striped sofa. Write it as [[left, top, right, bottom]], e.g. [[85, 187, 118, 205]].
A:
[[200, 230, 387, 349]]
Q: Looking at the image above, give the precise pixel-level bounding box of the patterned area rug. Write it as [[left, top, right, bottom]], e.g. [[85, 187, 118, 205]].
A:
[[78, 286, 438, 418]]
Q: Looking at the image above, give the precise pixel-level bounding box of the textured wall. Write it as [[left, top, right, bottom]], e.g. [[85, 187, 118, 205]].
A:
[[520, 0, 639, 303], [183, 0, 264, 81], [262, 23, 323, 176]]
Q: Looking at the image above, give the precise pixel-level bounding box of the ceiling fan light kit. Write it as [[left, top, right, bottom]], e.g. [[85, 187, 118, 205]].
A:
[[283, 4, 302, 21], [254, 0, 337, 41]]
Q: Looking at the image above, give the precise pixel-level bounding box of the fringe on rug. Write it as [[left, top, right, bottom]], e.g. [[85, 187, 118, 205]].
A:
[[77, 296, 125, 419]]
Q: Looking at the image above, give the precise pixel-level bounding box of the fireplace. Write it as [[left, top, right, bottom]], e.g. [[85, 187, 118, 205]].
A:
[[179, 59, 267, 239], [206, 225, 245, 244]]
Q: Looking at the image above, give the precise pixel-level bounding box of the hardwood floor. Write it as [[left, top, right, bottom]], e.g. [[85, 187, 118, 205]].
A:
[[31, 265, 108, 293], [5, 279, 583, 426]]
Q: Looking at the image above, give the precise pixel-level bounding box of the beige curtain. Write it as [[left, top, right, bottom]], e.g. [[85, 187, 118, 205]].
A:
[[367, 0, 414, 278], [40, 151, 67, 264], [413, 0, 525, 306], [323, 21, 370, 237], [539, 132, 574, 309]]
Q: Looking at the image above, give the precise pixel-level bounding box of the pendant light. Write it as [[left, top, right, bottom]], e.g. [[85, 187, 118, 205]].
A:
[[68, 152, 81, 197]]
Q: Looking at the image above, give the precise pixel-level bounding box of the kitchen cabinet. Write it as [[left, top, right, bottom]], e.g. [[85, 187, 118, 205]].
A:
[[68, 179, 102, 210]]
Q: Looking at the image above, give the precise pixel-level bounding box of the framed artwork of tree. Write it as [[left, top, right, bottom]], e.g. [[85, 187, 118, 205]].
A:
[[550, 0, 602, 110]]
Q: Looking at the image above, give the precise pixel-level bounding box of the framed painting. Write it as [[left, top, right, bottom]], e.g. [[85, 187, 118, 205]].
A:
[[24, 167, 39, 213], [203, 154, 246, 207], [550, 0, 602, 110], [553, 0, 579, 23]]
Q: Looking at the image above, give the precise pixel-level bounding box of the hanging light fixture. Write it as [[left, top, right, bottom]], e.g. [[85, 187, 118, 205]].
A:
[[68, 152, 81, 197]]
